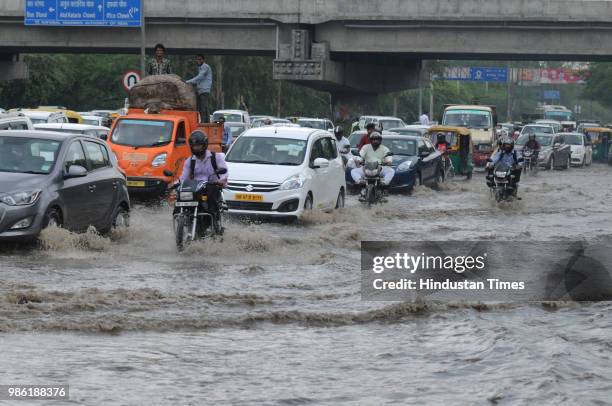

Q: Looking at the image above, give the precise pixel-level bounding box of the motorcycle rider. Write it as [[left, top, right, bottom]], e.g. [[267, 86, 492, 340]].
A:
[[179, 130, 229, 214], [524, 133, 541, 156], [351, 132, 395, 187], [435, 133, 451, 153], [486, 137, 522, 189], [357, 122, 376, 150]]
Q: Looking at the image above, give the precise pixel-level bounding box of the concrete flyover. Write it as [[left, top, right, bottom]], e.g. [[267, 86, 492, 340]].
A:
[[2, 0, 612, 92]]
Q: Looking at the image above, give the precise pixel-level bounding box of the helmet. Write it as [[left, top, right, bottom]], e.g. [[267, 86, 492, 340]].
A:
[[502, 137, 514, 152], [436, 132, 446, 142], [369, 131, 382, 142], [334, 126, 344, 139], [189, 130, 208, 155], [365, 123, 376, 131], [528, 133, 536, 140]]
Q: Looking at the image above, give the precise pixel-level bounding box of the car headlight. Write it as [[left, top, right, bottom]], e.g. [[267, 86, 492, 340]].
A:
[[0, 190, 42, 206], [151, 153, 167, 167], [280, 174, 306, 190], [397, 160, 413, 172]]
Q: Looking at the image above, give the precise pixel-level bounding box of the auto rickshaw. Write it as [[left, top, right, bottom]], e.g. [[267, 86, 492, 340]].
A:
[[583, 127, 612, 163], [427, 125, 474, 179]]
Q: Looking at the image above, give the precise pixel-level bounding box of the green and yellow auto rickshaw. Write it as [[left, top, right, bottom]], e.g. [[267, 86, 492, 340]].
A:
[[427, 125, 474, 179], [584, 127, 612, 163]]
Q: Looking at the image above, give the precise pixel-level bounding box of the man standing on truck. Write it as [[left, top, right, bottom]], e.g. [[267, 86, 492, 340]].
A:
[[146, 43, 172, 76], [186, 54, 213, 123]]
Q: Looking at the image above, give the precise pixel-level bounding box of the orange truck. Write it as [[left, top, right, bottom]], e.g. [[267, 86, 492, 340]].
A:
[[106, 108, 222, 194]]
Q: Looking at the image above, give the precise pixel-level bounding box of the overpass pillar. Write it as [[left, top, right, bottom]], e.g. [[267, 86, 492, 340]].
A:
[[273, 28, 421, 95], [0, 54, 28, 81]]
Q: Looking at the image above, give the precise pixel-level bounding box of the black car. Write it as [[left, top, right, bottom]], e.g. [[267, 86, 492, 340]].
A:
[[0, 131, 130, 241]]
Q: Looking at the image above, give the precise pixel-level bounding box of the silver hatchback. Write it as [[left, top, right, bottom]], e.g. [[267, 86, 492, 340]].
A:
[[0, 131, 130, 241]]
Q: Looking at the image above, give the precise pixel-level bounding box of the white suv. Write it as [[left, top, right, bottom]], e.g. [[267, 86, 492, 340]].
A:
[[224, 127, 346, 219]]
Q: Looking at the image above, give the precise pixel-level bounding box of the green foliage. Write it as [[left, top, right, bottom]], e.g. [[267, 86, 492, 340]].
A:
[[583, 63, 612, 108]]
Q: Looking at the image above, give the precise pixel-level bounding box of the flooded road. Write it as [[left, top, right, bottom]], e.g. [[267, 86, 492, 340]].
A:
[[1, 166, 611, 405]]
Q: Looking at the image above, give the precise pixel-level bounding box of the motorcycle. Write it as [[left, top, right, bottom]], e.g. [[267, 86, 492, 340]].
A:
[[164, 169, 228, 251], [356, 152, 393, 207], [522, 148, 539, 174], [486, 161, 521, 203]]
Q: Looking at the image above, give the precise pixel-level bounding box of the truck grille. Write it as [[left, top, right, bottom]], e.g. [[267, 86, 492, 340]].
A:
[[227, 201, 274, 211], [227, 181, 281, 193]]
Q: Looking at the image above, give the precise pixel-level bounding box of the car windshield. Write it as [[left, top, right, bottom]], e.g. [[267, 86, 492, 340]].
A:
[[443, 110, 492, 129], [226, 137, 307, 165], [111, 119, 173, 147], [298, 120, 327, 130], [230, 125, 247, 137], [213, 113, 243, 122], [384, 139, 417, 156], [392, 129, 421, 137], [28, 118, 48, 124], [516, 134, 552, 146], [83, 119, 99, 126], [523, 126, 553, 134], [0, 136, 61, 174], [349, 132, 366, 147], [379, 120, 403, 130], [564, 134, 583, 145], [545, 111, 571, 121]]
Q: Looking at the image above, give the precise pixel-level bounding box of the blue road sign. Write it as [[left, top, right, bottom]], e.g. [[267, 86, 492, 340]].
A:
[[543, 90, 561, 100], [25, 0, 141, 26], [470, 67, 508, 83]]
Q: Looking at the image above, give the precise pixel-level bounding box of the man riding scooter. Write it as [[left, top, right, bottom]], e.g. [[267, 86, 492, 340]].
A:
[[334, 126, 351, 166], [486, 137, 523, 193], [523, 133, 541, 167], [351, 132, 395, 189]]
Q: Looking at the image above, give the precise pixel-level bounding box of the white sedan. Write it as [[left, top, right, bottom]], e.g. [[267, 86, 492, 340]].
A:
[[224, 127, 346, 219], [565, 132, 593, 167]]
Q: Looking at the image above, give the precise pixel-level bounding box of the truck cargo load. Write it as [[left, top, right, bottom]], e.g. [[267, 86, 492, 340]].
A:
[[128, 74, 197, 111]]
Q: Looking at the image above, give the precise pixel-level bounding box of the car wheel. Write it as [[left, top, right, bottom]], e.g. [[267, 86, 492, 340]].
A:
[[43, 207, 63, 229], [304, 194, 313, 210], [111, 205, 130, 230], [335, 189, 345, 209]]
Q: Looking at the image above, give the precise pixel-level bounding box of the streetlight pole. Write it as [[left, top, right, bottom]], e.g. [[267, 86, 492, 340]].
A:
[[140, 0, 146, 76]]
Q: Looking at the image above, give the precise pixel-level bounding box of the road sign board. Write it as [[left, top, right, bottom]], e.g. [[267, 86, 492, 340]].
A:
[[122, 70, 141, 91], [25, 0, 141, 27], [543, 90, 561, 100], [470, 67, 508, 82]]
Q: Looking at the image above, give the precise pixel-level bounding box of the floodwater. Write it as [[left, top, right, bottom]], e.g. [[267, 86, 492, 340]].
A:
[[1, 166, 611, 405]]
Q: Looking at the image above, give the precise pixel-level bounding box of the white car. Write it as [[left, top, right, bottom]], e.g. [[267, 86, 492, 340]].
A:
[[358, 116, 407, 131], [33, 123, 110, 140], [564, 132, 593, 167], [224, 127, 346, 219], [10, 109, 68, 125], [296, 118, 335, 132], [0, 112, 34, 130], [212, 109, 251, 127], [81, 114, 107, 127], [520, 124, 555, 137], [535, 119, 562, 133]]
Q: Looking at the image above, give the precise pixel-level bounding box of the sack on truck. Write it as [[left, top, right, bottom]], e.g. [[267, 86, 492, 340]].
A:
[[129, 74, 197, 111]]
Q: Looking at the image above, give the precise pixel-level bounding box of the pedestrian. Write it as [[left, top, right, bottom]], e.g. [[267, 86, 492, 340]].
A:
[[146, 43, 172, 76], [186, 54, 213, 123], [419, 110, 430, 126], [217, 116, 232, 153]]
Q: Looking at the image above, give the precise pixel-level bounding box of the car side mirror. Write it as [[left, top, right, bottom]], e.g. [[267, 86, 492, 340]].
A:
[[163, 170, 174, 177], [419, 150, 430, 158], [341, 146, 350, 154], [486, 158, 493, 163], [311, 157, 330, 169], [64, 165, 87, 179], [385, 151, 394, 157], [216, 168, 228, 175], [99, 134, 108, 141], [351, 149, 359, 156]]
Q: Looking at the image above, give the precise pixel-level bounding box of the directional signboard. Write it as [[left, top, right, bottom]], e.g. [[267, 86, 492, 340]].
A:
[[25, 0, 141, 26], [470, 67, 508, 83]]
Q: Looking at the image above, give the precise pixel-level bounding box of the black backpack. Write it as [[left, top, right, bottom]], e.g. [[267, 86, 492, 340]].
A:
[[189, 152, 218, 180]]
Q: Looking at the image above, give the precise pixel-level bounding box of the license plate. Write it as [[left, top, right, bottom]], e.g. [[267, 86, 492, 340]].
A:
[[175, 201, 199, 207], [235, 193, 264, 202], [127, 181, 146, 187]]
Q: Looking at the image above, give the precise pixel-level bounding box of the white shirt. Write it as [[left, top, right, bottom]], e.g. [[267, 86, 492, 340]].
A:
[[335, 137, 350, 155], [419, 114, 430, 126]]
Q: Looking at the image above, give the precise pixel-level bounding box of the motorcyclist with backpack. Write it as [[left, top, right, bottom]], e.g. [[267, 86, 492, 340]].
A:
[[179, 130, 228, 214], [486, 137, 522, 189]]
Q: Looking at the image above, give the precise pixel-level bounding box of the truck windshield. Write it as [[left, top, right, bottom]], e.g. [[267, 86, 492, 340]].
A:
[[111, 119, 173, 147], [443, 110, 492, 129], [544, 111, 571, 121]]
